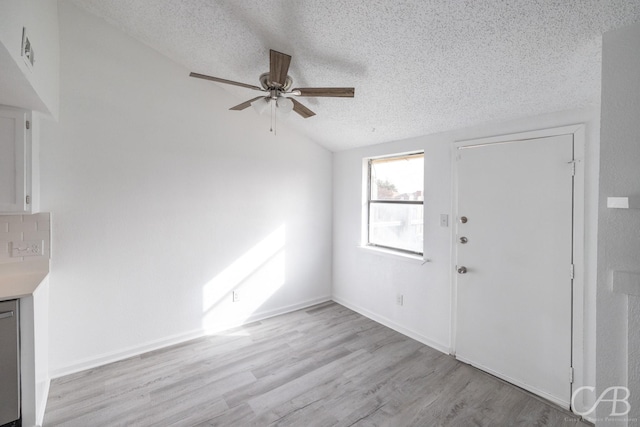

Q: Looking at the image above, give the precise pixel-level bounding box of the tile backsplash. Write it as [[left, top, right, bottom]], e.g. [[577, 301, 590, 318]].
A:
[[0, 213, 50, 263]]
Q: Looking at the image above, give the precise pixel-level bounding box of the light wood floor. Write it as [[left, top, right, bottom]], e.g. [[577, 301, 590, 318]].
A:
[[44, 302, 590, 426]]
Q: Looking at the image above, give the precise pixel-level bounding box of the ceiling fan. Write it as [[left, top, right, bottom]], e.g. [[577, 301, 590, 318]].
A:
[[190, 50, 355, 119]]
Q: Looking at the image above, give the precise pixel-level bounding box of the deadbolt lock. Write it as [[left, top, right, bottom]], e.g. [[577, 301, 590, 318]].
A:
[[457, 266, 468, 274], [460, 216, 468, 224]]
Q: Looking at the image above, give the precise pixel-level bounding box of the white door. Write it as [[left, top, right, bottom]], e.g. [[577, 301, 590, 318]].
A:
[[455, 134, 574, 408]]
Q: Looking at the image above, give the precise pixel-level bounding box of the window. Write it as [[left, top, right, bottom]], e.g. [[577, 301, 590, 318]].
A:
[[366, 152, 424, 255]]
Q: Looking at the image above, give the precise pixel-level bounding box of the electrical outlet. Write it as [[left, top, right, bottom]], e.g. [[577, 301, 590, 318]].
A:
[[11, 240, 44, 257], [232, 291, 240, 302], [396, 294, 404, 306]]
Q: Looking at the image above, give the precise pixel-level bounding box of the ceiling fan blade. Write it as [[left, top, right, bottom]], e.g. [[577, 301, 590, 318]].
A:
[[270, 50, 292, 87], [293, 87, 355, 97], [291, 99, 316, 118], [189, 72, 262, 91], [229, 96, 265, 111]]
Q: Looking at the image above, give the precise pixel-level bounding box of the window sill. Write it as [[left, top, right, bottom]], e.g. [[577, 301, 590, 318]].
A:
[[358, 245, 429, 264]]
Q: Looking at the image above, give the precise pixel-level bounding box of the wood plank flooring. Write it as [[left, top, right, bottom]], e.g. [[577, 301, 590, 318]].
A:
[[44, 302, 590, 426]]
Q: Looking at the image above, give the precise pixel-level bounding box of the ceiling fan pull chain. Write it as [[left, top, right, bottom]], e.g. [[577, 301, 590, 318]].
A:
[[270, 99, 274, 133]]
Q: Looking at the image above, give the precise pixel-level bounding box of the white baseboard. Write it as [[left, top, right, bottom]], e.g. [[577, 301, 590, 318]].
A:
[[208, 295, 332, 333], [50, 295, 331, 379], [331, 296, 450, 355], [49, 327, 205, 379]]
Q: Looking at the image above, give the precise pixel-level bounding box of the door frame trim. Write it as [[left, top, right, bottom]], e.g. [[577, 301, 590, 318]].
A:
[[449, 124, 586, 410]]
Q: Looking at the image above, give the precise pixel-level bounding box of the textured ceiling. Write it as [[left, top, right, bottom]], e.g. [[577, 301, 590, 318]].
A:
[[69, 0, 640, 151]]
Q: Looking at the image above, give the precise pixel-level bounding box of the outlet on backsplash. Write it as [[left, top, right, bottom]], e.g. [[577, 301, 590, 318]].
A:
[[0, 213, 50, 263], [11, 240, 44, 257]]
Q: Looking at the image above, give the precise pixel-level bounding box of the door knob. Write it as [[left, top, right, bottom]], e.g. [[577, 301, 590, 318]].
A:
[[459, 236, 468, 244], [457, 266, 468, 274]]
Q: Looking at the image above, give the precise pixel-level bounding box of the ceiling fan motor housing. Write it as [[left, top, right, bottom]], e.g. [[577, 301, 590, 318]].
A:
[[259, 72, 293, 93]]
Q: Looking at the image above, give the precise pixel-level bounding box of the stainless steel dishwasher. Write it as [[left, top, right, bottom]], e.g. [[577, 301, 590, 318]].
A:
[[0, 299, 20, 427]]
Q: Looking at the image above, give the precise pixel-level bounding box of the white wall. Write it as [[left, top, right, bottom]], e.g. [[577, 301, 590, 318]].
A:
[[0, 0, 60, 118], [40, 2, 332, 377], [597, 22, 640, 425], [333, 106, 600, 410]]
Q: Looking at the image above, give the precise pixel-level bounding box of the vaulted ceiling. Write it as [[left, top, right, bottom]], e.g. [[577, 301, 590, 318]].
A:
[[69, 0, 640, 151]]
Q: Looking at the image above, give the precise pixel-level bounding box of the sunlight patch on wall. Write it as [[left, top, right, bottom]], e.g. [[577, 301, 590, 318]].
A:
[[202, 225, 286, 334]]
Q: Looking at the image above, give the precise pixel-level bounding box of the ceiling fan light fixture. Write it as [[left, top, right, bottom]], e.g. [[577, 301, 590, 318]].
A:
[[276, 96, 294, 114], [251, 97, 270, 114]]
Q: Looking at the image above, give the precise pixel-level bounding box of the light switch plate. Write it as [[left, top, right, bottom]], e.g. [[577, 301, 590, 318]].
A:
[[11, 240, 44, 257]]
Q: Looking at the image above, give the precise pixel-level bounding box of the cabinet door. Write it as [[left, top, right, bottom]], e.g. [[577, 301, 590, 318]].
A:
[[0, 107, 28, 213]]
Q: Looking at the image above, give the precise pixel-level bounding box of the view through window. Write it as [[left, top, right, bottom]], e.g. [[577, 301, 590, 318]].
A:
[[367, 152, 424, 255]]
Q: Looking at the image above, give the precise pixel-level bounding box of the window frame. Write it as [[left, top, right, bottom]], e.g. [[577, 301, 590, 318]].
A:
[[365, 151, 425, 257]]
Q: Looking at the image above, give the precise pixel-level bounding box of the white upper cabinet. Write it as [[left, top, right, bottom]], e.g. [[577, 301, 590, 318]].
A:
[[0, 106, 34, 214], [0, 0, 60, 119]]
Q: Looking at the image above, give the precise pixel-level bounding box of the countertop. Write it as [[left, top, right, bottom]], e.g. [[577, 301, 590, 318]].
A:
[[0, 258, 50, 300]]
